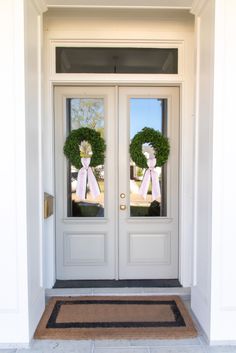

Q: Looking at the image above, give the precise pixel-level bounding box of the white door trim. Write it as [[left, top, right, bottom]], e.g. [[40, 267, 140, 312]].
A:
[[44, 80, 193, 287], [42, 7, 195, 285], [43, 40, 194, 288], [48, 39, 185, 81]]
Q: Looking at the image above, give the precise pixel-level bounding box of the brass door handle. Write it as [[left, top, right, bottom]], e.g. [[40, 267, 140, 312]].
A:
[[120, 205, 126, 211], [120, 193, 126, 199]]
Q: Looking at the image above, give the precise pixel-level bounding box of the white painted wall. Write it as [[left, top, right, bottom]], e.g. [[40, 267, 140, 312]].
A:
[[44, 8, 194, 36], [0, 0, 45, 345], [43, 7, 195, 288], [192, 0, 236, 343]]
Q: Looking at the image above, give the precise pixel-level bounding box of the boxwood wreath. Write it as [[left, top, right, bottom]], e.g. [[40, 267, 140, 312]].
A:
[[63, 127, 106, 169], [129, 127, 170, 168]]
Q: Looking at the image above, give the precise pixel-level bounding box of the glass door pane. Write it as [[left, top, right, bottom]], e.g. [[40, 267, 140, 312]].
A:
[[130, 98, 167, 217], [67, 98, 105, 217]]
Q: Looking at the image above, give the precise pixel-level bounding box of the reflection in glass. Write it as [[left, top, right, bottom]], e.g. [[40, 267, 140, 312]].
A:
[[130, 98, 167, 217], [56, 47, 178, 74], [67, 98, 105, 217]]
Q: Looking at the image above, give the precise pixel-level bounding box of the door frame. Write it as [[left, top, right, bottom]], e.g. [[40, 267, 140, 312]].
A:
[[43, 40, 194, 288], [47, 81, 190, 286]]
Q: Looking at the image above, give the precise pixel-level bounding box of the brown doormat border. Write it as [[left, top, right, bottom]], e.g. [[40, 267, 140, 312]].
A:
[[47, 299, 185, 329], [35, 295, 198, 340]]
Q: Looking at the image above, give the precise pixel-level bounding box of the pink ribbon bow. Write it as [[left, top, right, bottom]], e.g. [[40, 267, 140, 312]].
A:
[[139, 157, 161, 201], [76, 158, 100, 200]]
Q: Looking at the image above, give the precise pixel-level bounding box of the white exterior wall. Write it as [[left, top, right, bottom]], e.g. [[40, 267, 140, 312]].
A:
[[43, 7, 195, 288], [192, 0, 236, 343], [0, 0, 45, 345]]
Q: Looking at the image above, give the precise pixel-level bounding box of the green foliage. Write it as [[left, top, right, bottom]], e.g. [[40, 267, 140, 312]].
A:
[[130, 127, 170, 168], [71, 99, 104, 132], [63, 127, 106, 169], [137, 167, 143, 177]]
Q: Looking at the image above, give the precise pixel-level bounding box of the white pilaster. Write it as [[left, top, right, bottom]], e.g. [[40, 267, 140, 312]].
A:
[[191, 0, 236, 343], [0, 0, 29, 344], [0, 0, 45, 345]]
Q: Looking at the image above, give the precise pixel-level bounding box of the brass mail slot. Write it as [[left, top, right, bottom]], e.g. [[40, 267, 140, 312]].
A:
[[44, 193, 54, 219]]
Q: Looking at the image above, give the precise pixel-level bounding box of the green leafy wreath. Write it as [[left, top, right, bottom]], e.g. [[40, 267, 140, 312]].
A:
[[63, 127, 106, 169], [129, 127, 170, 168]]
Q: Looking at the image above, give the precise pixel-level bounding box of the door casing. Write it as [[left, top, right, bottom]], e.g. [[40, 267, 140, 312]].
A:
[[43, 25, 194, 288], [44, 80, 193, 287]]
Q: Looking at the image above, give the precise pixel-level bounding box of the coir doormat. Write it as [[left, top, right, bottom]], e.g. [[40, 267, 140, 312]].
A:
[[34, 296, 197, 340]]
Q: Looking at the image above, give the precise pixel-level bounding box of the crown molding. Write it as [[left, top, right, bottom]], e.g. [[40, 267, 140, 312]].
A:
[[46, 0, 193, 10], [191, 0, 208, 15], [32, 0, 48, 13]]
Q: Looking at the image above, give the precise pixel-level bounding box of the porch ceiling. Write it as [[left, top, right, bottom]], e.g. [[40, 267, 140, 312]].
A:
[[46, 0, 194, 9]]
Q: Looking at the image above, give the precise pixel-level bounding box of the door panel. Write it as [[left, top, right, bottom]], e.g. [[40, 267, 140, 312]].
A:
[[128, 232, 171, 264], [55, 86, 117, 279], [118, 87, 179, 279]]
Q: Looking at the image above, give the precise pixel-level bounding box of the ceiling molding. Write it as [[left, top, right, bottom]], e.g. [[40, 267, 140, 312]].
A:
[[46, 0, 193, 10], [32, 0, 48, 13], [190, 0, 208, 15]]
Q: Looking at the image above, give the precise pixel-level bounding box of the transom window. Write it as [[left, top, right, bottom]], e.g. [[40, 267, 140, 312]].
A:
[[56, 47, 178, 74]]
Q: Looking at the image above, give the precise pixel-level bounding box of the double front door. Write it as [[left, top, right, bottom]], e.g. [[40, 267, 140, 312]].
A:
[[55, 86, 179, 280]]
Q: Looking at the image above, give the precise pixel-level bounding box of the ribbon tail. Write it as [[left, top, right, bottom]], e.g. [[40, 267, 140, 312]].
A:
[[139, 170, 151, 199], [87, 167, 100, 199], [76, 167, 87, 199], [151, 169, 161, 201]]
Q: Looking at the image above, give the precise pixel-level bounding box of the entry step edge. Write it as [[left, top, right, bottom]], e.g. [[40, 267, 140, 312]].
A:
[[45, 286, 191, 299]]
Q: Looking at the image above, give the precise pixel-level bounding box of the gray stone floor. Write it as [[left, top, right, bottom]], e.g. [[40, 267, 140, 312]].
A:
[[1, 291, 236, 353], [2, 337, 236, 353]]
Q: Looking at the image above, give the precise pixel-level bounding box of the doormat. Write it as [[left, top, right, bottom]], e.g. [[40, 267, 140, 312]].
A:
[[34, 296, 197, 340]]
